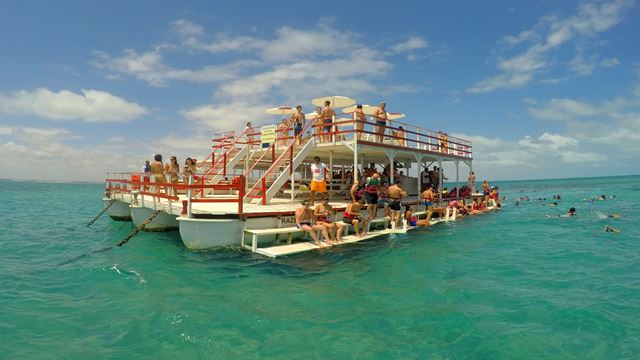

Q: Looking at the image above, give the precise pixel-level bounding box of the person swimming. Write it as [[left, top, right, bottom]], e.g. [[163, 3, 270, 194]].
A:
[[605, 225, 620, 233], [545, 207, 576, 218], [608, 214, 621, 218]]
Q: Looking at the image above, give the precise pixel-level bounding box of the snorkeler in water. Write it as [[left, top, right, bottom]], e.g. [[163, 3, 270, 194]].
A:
[[608, 214, 621, 218], [605, 225, 620, 233], [546, 207, 576, 218]]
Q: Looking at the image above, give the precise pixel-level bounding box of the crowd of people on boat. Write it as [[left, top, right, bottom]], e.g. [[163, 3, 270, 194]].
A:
[[293, 156, 501, 247], [139, 154, 198, 194], [240, 101, 455, 152]]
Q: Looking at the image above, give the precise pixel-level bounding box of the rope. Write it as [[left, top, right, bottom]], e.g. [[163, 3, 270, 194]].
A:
[[115, 210, 162, 247], [86, 201, 116, 227]]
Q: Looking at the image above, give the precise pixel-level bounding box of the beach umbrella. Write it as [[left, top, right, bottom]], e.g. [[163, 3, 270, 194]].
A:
[[387, 112, 406, 120], [312, 95, 356, 108], [265, 106, 295, 115]]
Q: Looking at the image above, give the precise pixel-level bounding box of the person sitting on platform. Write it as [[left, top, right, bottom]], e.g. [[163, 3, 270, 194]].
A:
[[315, 199, 346, 243], [295, 200, 330, 247], [388, 180, 407, 228], [343, 199, 369, 237]]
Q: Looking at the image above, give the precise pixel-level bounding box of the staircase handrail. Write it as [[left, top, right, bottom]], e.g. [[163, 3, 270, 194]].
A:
[[202, 126, 251, 177], [243, 120, 297, 178], [244, 119, 315, 202]]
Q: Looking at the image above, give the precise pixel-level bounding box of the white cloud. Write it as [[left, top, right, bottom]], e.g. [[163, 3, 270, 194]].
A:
[[170, 19, 359, 63], [92, 49, 259, 87], [390, 36, 429, 53], [600, 57, 620, 67], [467, 0, 633, 93], [214, 49, 392, 102], [171, 19, 204, 37], [181, 101, 269, 131], [0, 88, 147, 122], [449, 131, 607, 180], [528, 98, 600, 121]]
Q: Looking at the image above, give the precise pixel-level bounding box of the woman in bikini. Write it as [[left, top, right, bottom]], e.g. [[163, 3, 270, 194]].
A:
[[165, 156, 180, 196]]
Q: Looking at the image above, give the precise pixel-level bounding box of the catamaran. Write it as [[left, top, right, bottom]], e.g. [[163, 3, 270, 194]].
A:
[[103, 96, 479, 257]]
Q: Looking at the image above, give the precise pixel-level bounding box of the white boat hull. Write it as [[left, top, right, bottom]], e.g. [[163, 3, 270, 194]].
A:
[[178, 217, 244, 249], [130, 205, 179, 231], [104, 198, 131, 221], [178, 215, 308, 250]]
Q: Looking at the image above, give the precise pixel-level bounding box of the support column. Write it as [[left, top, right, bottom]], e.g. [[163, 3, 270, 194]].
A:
[[437, 157, 443, 204], [413, 154, 424, 195], [384, 149, 398, 184], [329, 150, 334, 201], [455, 160, 460, 191], [353, 140, 358, 182]]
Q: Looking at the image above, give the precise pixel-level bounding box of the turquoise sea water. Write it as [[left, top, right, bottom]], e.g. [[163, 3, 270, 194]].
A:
[[1, 175, 639, 359]]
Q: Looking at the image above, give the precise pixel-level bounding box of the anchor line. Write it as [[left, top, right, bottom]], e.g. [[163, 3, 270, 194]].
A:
[[116, 210, 162, 247], [86, 200, 116, 227]]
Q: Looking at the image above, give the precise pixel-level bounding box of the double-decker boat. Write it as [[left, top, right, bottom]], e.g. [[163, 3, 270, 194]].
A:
[[103, 96, 478, 257]]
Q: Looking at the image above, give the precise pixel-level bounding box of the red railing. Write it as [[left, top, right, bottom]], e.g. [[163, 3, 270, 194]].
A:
[[307, 114, 473, 158], [202, 127, 251, 177], [242, 119, 297, 183], [105, 174, 246, 214], [244, 119, 315, 204]]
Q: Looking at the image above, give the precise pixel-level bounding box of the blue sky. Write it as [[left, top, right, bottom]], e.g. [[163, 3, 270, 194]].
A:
[[0, 0, 638, 181]]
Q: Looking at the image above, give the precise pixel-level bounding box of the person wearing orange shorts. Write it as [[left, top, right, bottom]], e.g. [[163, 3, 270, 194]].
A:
[[309, 156, 328, 205]]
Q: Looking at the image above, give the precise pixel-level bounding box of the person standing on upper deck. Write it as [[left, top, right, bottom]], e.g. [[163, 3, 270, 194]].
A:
[[245, 122, 256, 149], [290, 105, 306, 142], [374, 102, 387, 143], [353, 104, 366, 140], [278, 118, 290, 148], [309, 156, 329, 206], [313, 106, 323, 141], [321, 100, 336, 142]]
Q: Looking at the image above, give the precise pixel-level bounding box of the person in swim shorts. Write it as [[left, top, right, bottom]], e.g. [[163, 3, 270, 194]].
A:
[[309, 156, 328, 205], [388, 180, 406, 228], [421, 184, 435, 222], [364, 173, 382, 219], [320, 100, 336, 142]]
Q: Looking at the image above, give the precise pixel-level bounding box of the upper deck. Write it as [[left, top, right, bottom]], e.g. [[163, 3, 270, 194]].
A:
[[106, 99, 474, 212]]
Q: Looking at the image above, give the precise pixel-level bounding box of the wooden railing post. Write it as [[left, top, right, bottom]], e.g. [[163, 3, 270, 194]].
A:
[[261, 177, 267, 205]]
